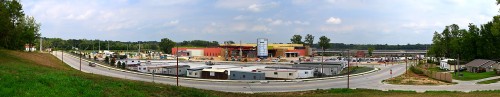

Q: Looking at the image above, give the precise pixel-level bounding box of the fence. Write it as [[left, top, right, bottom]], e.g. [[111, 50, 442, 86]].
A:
[[416, 67, 453, 83]]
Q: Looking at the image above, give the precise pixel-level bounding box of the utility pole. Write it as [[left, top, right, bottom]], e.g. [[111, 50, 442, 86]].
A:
[[152, 70, 155, 83], [179, 44, 181, 86], [239, 40, 242, 61], [98, 40, 100, 52], [347, 49, 350, 88], [321, 47, 324, 76], [107, 40, 110, 51], [61, 49, 64, 64], [405, 52, 408, 77], [456, 54, 459, 75], [40, 37, 42, 52], [80, 50, 82, 71]]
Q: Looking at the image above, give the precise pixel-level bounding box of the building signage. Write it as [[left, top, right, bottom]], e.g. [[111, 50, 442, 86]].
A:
[[257, 38, 268, 58]]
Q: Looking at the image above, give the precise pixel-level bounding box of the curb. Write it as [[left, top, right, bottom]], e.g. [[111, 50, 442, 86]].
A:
[[61, 52, 380, 83]]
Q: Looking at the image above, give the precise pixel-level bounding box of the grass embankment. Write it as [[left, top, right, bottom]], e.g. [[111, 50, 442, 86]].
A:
[[3, 50, 500, 96], [477, 78, 500, 84], [0, 50, 236, 96], [258, 88, 500, 97], [339, 66, 373, 75], [453, 71, 496, 81]]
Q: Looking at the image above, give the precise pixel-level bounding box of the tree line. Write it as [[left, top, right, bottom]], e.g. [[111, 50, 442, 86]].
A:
[[0, 0, 41, 51], [428, 1, 500, 61], [42, 38, 220, 54], [290, 34, 429, 50]]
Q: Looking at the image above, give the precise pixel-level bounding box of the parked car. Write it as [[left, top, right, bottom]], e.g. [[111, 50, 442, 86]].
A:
[[88, 62, 96, 67], [455, 67, 467, 72]]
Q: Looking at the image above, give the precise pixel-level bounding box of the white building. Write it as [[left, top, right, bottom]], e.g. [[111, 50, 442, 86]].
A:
[[440, 59, 455, 70], [256, 67, 314, 79], [24, 44, 36, 51], [137, 64, 190, 76], [187, 67, 210, 78]]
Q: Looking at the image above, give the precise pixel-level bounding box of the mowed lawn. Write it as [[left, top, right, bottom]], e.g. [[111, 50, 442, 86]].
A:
[[452, 71, 497, 81], [1, 50, 500, 97]]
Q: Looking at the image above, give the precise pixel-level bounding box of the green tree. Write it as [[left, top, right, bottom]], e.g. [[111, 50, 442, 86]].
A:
[[368, 47, 374, 57], [304, 34, 314, 46], [159, 38, 176, 54], [224, 41, 235, 44], [290, 35, 303, 44], [318, 36, 331, 51]]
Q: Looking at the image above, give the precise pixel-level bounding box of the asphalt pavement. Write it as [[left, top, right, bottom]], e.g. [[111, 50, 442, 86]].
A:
[[51, 51, 500, 93]]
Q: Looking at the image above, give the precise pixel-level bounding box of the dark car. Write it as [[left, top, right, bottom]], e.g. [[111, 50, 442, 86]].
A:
[[88, 62, 96, 67], [455, 67, 467, 72]]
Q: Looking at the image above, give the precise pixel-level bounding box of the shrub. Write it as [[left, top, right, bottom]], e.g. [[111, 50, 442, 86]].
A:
[[410, 66, 424, 75]]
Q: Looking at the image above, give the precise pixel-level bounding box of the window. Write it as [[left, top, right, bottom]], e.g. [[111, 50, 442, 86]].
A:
[[253, 76, 256, 79], [195, 73, 197, 75], [243, 75, 246, 78], [289, 73, 293, 76], [305, 72, 308, 74], [274, 72, 278, 75], [210, 72, 215, 76], [233, 74, 235, 77]]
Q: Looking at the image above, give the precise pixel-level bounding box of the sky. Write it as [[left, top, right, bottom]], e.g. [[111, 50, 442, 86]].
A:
[[21, 0, 500, 44]]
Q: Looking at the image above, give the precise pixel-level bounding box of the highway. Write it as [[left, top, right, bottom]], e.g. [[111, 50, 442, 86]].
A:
[[52, 51, 500, 93]]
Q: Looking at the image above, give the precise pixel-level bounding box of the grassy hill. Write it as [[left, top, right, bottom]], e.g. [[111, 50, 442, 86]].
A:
[[1, 50, 500, 97]]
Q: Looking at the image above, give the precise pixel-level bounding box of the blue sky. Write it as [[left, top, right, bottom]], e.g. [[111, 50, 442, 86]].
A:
[[21, 0, 499, 44]]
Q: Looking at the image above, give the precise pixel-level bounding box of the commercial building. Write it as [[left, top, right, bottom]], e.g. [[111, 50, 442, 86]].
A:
[[171, 43, 311, 59], [293, 61, 347, 76]]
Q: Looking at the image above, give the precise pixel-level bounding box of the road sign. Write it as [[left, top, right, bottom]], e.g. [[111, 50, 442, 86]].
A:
[[257, 38, 268, 58]]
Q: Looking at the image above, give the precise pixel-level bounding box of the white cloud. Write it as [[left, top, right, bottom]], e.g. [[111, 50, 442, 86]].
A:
[[326, 17, 342, 24], [251, 25, 270, 32], [262, 18, 309, 26], [233, 15, 245, 20], [246, 2, 279, 12], [164, 20, 179, 26], [248, 4, 261, 12], [320, 25, 354, 33]]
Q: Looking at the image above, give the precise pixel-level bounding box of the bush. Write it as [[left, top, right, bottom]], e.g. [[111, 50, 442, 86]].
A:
[[410, 66, 424, 75]]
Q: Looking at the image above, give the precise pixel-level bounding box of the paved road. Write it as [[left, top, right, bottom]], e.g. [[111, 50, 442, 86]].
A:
[[52, 51, 500, 93]]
